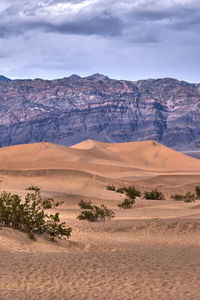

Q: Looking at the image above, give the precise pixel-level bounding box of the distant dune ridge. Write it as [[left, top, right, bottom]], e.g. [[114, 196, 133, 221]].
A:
[[0, 139, 200, 204], [0, 140, 200, 171], [1, 140, 200, 299], [0, 139, 199, 174], [0, 75, 200, 150]]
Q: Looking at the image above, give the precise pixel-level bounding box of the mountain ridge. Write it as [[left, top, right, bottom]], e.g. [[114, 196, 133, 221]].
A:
[[0, 75, 11, 81], [0, 74, 200, 150]]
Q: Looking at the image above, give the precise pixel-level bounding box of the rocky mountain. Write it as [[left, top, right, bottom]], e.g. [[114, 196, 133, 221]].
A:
[[0, 75, 11, 81], [0, 74, 200, 150]]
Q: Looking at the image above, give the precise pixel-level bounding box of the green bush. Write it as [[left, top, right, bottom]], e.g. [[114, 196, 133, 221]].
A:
[[26, 185, 40, 192], [144, 189, 165, 200], [184, 192, 195, 203], [123, 186, 142, 200], [78, 200, 93, 209], [0, 190, 72, 240], [118, 198, 135, 209], [117, 186, 141, 209], [171, 194, 185, 201], [106, 184, 116, 191], [171, 192, 195, 202], [116, 186, 141, 198], [195, 186, 200, 198], [116, 187, 126, 194], [77, 200, 115, 222]]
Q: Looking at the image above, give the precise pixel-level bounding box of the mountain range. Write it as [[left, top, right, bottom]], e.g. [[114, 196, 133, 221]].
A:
[[0, 73, 200, 150]]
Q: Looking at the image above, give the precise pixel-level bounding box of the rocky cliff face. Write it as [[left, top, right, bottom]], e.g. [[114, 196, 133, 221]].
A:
[[0, 74, 200, 150]]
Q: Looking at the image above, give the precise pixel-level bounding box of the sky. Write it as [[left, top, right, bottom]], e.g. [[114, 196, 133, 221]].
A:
[[0, 0, 200, 82]]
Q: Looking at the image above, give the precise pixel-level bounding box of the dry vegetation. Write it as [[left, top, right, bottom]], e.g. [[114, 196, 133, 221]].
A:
[[1, 140, 200, 299], [0, 188, 72, 240]]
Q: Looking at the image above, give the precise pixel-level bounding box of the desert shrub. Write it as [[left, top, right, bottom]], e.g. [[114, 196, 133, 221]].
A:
[[171, 194, 185, 201], [116, 187, 126, 194], [116, 186, 141, 198], [26, 185, 40, 192], [77, 200, 115, 222], [144, 189, 165, 200], [0, 190, 72, 240], [106, 184, 116, 191], [171, 192, 195, 202], [184, 192, 195, 203], [123, 186, 142, 200], [195, 186, 200, 198], [78, 200, 93, 209], [118, 198, 135, 209], [117, 186, 141, 209]]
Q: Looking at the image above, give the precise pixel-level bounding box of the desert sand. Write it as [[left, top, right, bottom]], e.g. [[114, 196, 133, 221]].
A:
[[1, 140, 200, 299]]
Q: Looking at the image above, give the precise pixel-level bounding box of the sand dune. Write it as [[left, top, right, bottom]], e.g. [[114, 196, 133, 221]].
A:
[[1, 140, 200, 299], [73, 139, 200, 170], [0, 139, 200, 171], [0, 139, 199, 179], [1, 214, 200, 299]]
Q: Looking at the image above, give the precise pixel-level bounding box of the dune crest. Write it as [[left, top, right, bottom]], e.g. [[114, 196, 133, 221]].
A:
[[0, 140, 199, 177], [71, 139, 95, 149]]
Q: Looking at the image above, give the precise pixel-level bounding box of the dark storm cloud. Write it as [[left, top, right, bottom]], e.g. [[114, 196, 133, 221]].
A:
[[0, 0, 199, 41], [0, 0, 123, 37], [0, 0, 200, 82], [39, 15, 123, 36]]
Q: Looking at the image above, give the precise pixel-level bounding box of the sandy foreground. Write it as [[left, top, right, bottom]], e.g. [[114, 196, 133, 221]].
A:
[[1, 140, 200, 299]]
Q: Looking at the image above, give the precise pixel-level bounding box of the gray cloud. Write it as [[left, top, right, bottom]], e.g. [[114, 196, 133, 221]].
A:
[[0, 0, 200, 82], [41, 15, 123, 36], [0, 0, 199, 40], [0, 0, 124, 37]]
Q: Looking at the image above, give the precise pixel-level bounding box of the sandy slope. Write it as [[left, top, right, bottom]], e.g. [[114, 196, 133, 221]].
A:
[[1, 140, 200, 299], [0, 139, 200, 172], [73, 139, 200, 171], [1, 211, 200, 300]]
